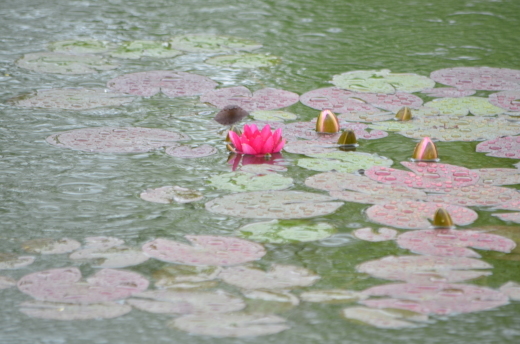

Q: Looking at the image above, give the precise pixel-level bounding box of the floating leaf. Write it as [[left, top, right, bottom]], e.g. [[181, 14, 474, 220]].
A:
[[241, 290, 299, 306], [298, 152, 392, 173], [170, 313, 289, 337], [342, 307, 425, 329], [18, 267, 149, 303], [251, 110, 298, 122], [424, 97, 505, 116], [426, 185, 520, 208], [19, 300, 132, 320], [46, 127, 189, 153], [69, 245, 149, 268], [493, 212, 520, 224], [337, 111, 394, 123], [16, 52, 118, 74], [357, 255, 492, 283], [48, 39, 115, 54], [300, 289, 368, 303], [153, 265, 221, 289], [332, 70, 435, 94], [200, 86, 299, 111], [0, 253, 35, 270], [169, 34, 262, 53], [397, 229, 516, 257], [109, 40, 183, 59], [0, 275, 17, 289], [107, 70, 217, 97], [361, 283, 509, 315], [283, 140, 337, 155], [474, 168, 520, 186], [353, 227, 398, 242], [476, 136, 520, 159], [205, 190, 343, 219], [218, 264, 319, 289], [140, 185, 203, 204], [237, 219, 335, 243], [430, 67, 520, 91], [165, 144, 217, 158], [142, 235, 265, 266], [209, 172, 293, 192], [421, 88, 476, 98], [22, 238, 81, 254], [83, 236, 125, 249], [10, 88, 135, 110], [499, 282, 520, 301], [283, 121, 387, 142], [239, 164, 288, 174], [489, 90, 520, 112], [205, 53, 281, 68]]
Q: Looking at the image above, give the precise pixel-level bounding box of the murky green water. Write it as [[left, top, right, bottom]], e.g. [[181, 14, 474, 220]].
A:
[[1, 0, 520, 343]]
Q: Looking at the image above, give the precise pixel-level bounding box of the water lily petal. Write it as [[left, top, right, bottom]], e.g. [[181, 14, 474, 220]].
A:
[[272, 128, 282, 144], [273, 138, 286, 153], [228, 131, 242, 151], [261, 136, 275, 154], [260, 125, 272, 141], [241, 143, 259, 155], [251, 134, 267, 153]]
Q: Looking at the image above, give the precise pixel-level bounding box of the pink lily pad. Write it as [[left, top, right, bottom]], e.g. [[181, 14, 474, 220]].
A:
[[397, 229, 516, 257], [341, 307, 426, 329], [476, 136, 520, 159], [142, 235, 266, 266], [46, 127, 189, 153], [475, 168, 520, 186], [22, 238, 81, 255], [17, 267, 149, 303], [430, 67, 520, 91], [0, 275, 17, 289], [300, 87, 423, 112], [489, 90, 520, 112], [107, 70, 218, 97], [421, 88, 476, 98], [140, 185, 203, 204], [200, 86, 299, 111], [366, 201, 478, 229], [353, 227, 398, 242], [426, 185, 520, 208], [493, 212, 520, 224], [19, 301, 131, 320], [361, 282, 509, 315], [0, 253, 35, 270], [499, 282, 520, 301], [357, 255, 492, 283], [337, 111, 395, 123], [284, 121, 387, 142], [332, 70, 435, 94], [69, 245, 149, 268], [165, 144, 217, 158]]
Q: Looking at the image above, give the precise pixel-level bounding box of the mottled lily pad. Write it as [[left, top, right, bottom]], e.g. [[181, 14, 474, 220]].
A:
[[430, 67, 520, 91], [476, 136, 520, 159], [169, 34, 262, 53], [298, 152, 392, 173], [489, 90, 520, 112], [205, 190, 343, 219], [200, 86, 299, 111], [107, 70, 218, 97], [205, 53, 281, 68], [46, 127, 189, 153], [421, 88, 476, 98], [140, 185, 203, 204], [218, 264, 320, 289], [426, 185, 520, 208], [242, 290, 299, 306], [165, 144, 217, 158], [16, 52, 118, 74], [142, 235, 265, 266], [361, 283, 509, 315], [474, 168, 520, 186], [109, 40, 183, 59], [500, 282, 520, 301], [19, 301, 131, 320], [342, 307, 426, 329], [357, 255, 492, 283], [209, 171, 293, 192], [251, 110, 298, 122], [83, 236, 125, 249], [170, 313, 289, 337], [337, 111, 394, 123], [17, 267, 149, 303], [0, 275, 17, 289], [424, 97, 505, 116], [284, 121, 388, 142], [69, 245, 149, 268], [48, 39, 115, 54], [300, 289, 368, 303], [22, 238, 81, 255], [0, 253, 35, 270], [283, 140, 337, 155], [493, 212, 520, 224], [353, 227, 398, 242], [332, 70, 435, 94], [152, 265, 221, 289], [11, 88, 134, 110], [239, 164, 288, 174], [397, 229, 516, 257], [237, 219, 335, 243]]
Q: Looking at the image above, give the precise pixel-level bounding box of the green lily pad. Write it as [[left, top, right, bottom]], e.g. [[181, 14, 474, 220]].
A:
[[298, 152, 392, 173], [300, 289, 368, 303], [250, 110, 298, 122], [48, 39, 115, 54], [237, 219, 336, 243], [368, 121, 417, 132], [0, 253, 35, 270], [22, 238, 81, 255], [208, 172, 293, 192], [16, 52, 118, 74], [109, 41, 183, 59], [205, 53, 281, 68], [332, 69, 435, 94], [169, 34, 262, 53], [424, 97, 505, 116], [20, 301, 132, 320], [342, 307, 426, 329]]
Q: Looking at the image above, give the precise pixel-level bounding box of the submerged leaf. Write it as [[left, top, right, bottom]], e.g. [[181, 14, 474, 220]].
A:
[[209, 171, 293, 192], [0, 275, 17, 289], [69, 245, 149, 268], [0, 253, 35, 270], [205, 53, 281, 68], [19, 300, 131, 320], [16, 52, 117, 74], [140, 185, 203, 204], [169, 34, 262, 53], [237, 219, 335, 243], [22, 238, 81, 255]]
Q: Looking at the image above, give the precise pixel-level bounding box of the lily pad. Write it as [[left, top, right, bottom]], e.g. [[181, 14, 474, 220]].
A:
[[170, 313, 289, 337], [140, 185, 203, 204], [332, 69, 435, 94], [397, 229, 516, 257], [22, 238, 81, 255], [476, 136, 520, 159], [11, 88, 134, 110], [341, 306, 425, 329], [17, 267, 149, 303], [142, 235, 266, 266], [0, 253, 35, 270], [46, 127, 189, 153], [209, 171, 293, 192], [283, 140, 337, 155], [489, 90, 520, 112], [218, 264, 320, 289], [242, 289, 299, 306], [200, 86, 299, 111], [165, 144, 217, 158], [251, 110, 298, 122], [499, 282, 520, 301], [239, 164, 288, 174], [107, 70, 218, 97], [300, 289, 368, 303], [19, 300, 132, 320], [353, 227, 398, 242], [426, 185, 520, 208], [48, 39, 115, 54], [474, 168, 520, 186], [169, 34, 262, 53], [109, 40, 183, 59], [83, 236, 125, 249], [237, 219, 335, 243], [152, 265, 221, 289], [69, 245, 149, 268], [0, 275, 17, 289], [16, 52, 118, 74], [421, 88, 476, 98], [205, 190, 344, 219], [298, 152, 392, 173], [430, 67, 520, 91], [284, 121, 388, 142], [357, 255, 492, 283], [336, 111, 395, 123], [493, 212, 520, 224], [205, 53, 281, 68], [424, 97, 505, 116]]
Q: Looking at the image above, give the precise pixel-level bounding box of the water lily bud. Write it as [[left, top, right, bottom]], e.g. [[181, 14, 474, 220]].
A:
[[432, 208, 454, 228], [214, 105, 249, 125], [337, 130, 358, 146], [395, 107, 412, 121], [316, 109, 340, 133], [412, 137, 439, 161]]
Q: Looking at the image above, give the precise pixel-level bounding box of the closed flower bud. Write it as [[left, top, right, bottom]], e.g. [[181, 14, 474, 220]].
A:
[[316, 109, 340, 133]]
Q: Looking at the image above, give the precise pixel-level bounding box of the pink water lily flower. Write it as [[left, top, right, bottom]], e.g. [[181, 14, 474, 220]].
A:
[[228, 124, 285, 155]]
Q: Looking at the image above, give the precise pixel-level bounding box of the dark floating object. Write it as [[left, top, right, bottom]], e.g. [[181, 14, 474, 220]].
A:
[[395, 106, 412, 121], [432, 208, 454, 228], [213, 105, 250, 125], [411, 137, 439, 162], [316, 109, 340, 133]]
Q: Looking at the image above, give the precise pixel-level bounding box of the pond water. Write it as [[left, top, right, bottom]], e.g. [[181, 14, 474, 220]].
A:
[[1, 0, 520, 343]]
